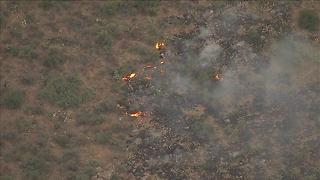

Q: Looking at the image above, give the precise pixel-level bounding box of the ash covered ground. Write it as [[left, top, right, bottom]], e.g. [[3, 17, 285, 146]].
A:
[[115, 2, 320, 180]]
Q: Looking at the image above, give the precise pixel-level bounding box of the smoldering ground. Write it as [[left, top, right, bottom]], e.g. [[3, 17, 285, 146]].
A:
[[123, 33, 320, 178], [120, 4, 320, 179]]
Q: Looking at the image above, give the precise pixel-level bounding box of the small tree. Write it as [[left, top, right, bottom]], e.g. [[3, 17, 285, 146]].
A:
[[298, 10, 319, 32], [1, 90, 25, 109]]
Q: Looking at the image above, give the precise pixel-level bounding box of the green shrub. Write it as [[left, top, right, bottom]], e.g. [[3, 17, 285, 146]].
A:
[[110, 173, 120, 180], [0, 12, 6, 30], [21, 74, 35, 85], [5, 45, 37, 60], [94, 100, 116, 113], [99, 1, 159, 16], [129, 44, 158, 63], [60, 150, 80, 177], [95, 124, 123, 145], [21, 156, 51, 179], [245, 29, 265, 50], [75, 160, 99, 180], [1, 89, 25, 109], [25, 106, 44, 115], [190, 120, 213, 142], [39, 0, 70, 10], [54, 134, 72, 148], [99, 1, 123, 16], [15, 118, 37, 133], [95, 131, 113, 144], [0, 175, 14, 180], [76, 111, 105, 126], [248, 142, 264, 155], [10, 28, 22, 39], [5, 45, 19, 56], [39, 74, 91, 108], [20, 45, 38, 60], [298, 10, 319, 31], [60, 150, 79, 163], [129, 0, 159, 16], [43, 49, 64, 68], [39, 0, 54, 10], [96, 30, 113, 50]]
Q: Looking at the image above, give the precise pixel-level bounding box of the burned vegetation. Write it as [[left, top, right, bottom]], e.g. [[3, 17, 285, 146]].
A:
[[1, 1, 320, 180]]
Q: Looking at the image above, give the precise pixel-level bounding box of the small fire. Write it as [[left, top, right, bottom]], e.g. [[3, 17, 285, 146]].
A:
[[145, 76, 152, 80], [122, 73, 136, 81], [129, 73, 136, 78], [129, 111, 142, 117], [213, 73, 222, 81], [145, 65, 154, 68], [155, 42, 165, 50], [160, 60, 165, 64]]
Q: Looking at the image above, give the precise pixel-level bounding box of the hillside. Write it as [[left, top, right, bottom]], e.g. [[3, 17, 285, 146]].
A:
[[0, 1, 320, 180]]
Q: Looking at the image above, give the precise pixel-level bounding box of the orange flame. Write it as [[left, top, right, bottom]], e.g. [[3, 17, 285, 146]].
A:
[[145, 76, 152, 80], [213, 73, 222, 81], [145, 65, 154, 68], [160, 60, 165, 64], [129, 111, 142, 117], [129, 73, 136, 78], [155, 42, 165, 50], [122, 73, 136, 81]]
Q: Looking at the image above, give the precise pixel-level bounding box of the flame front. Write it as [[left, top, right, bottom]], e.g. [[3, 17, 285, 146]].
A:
[[122, 73, 136, 81], [129, 73, 136, 78], [160, 60, 165, 64], [129, 111, 142, 117], [155, 42, 165, 50], [213, 73, 222, 81], [145, 76, 152, 80]]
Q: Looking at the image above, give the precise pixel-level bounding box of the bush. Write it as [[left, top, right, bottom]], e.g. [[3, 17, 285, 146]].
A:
[[39, 0, 54, 10], [75, 160, 99, 180], [94, 100, 116, 113], [39, 74, 91, 108], [99, 1, 123, 16], [76, 111, 105, 126], [21, 156, 51, 179], [15, 118, 37, 133], [95, 124, 122, 145], [190, 120, 214, 142], [245, 29, 265, 50], [21, 74, 35, 85], [60, 150, 80, 178], [10, 28, 22, 39], [54, 134, 72, 148], [0, 175, 14, 180], [128, 43, 158, 63], [25, 106, 44, 115], [99, 1, 159, 16], [20, 45, 38, 60], [43, 49, 64, 68], [95, 131, 113, 144], [96, 30, 113, 50], [0, 12, 6, 30], [298, 10, 319, 31], [129, 0, 159, 16], [5, 45, 37, 60], [1, 89, 25, 109], [39, 0, 70, 10], [5, 45, 19, 56]]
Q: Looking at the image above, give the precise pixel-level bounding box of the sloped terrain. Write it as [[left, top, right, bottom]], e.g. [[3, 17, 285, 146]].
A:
[[0, 1, 319, 180]]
